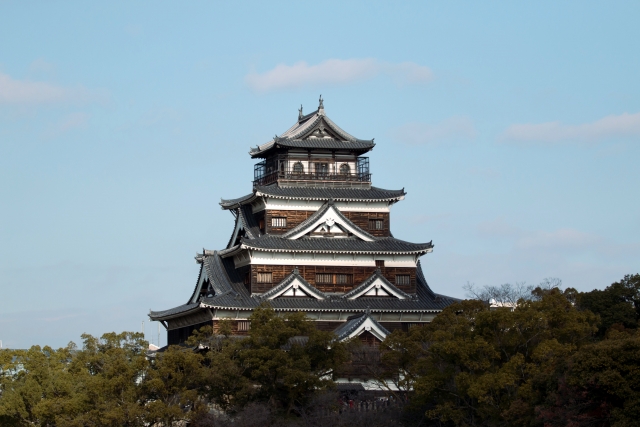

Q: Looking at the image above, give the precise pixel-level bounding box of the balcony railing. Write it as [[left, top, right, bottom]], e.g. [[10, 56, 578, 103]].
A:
[[254, 156, 370, 187]]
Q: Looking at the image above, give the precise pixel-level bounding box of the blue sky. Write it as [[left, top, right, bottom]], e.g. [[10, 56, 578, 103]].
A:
[[1, 1, 639, 349]]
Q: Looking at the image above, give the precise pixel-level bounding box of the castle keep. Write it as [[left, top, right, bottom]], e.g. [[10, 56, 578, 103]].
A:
[[150, 97, 457, 346]]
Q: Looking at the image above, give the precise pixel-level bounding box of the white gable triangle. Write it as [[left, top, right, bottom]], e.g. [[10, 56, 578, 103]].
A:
[[344, 317, 389, 342], [285, 204, 375, 241], [344, 273, 411, 300], [264, 276, 326, 300]]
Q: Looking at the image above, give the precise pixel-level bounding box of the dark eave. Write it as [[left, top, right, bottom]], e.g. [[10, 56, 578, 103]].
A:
[[236, 235, 434, 255], [250, 137, 375, 159], [220, 186, 406, 209]]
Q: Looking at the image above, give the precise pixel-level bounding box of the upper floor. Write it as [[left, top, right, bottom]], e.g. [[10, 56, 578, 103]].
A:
[[250, 96, 375, 189]]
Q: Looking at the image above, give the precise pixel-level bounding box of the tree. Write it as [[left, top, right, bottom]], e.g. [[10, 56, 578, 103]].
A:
[[234, 304, 348, 414], [65, 332, 148, 427], [578, 274, 640, 336], [538, 331, 640, 426], [381, 289, 598, 426], [0, 344, 78, 426]]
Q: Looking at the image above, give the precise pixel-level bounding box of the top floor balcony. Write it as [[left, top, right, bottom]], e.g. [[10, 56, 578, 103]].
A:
[[253, 155, 371, 188]]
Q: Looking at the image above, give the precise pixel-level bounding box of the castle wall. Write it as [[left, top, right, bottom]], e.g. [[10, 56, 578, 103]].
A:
[[249, 264, 416, 294], [264, 209, 390, 237]]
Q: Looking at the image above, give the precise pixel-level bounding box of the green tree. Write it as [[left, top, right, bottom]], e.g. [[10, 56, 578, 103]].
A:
[[235, 304, 348, 414], [381, 289, 598, 427], [0, 344, 78, 426], [142, 345, 208, 426], [538, 331, 640, 426], [64, 332, 148, 427], [579, 274, 640, 336]]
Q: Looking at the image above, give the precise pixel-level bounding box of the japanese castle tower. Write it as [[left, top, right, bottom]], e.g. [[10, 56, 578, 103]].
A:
[[150, 97, 457, 346]]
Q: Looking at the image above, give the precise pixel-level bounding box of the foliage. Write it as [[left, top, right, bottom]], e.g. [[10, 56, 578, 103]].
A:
[[578, 274, 640, 336], [3, 275, 640, 426], [382, 288, 599, 426]]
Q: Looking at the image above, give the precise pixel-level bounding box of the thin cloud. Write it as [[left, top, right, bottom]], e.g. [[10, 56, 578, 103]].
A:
[[390, 116, 477, 146], [516, 228, 602, 250], [43, 112, 91, 138], [246, 58, 433, 92], [501, 112, 640, 144], [0, 72, 101, 105]]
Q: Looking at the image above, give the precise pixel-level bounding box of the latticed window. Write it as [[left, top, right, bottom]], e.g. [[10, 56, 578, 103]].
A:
[[336, 274, 352, 284], [369, 219, 384, 230], [292, 162, 304, 173], [396, 275, 411, 286], [316, 273, 353, 284], [339, 163, 350, 175], [271, 217, 286, 228], [237, 321, 250, 332], [257, 272, 272, 283], [316, 273, 333, 284]]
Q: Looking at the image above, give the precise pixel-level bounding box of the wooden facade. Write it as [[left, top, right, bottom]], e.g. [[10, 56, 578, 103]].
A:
[[264, 209, 390, 237], [250, 264, 416, 294]]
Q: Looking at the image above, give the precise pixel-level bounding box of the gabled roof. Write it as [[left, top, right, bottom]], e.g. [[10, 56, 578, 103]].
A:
[[259, 268, 328, 300], [342, 269, 412, 300], [220, 186, 406, 209], [249, 103, 374, 158], [282, 199, 375, 241], [333, 312, 391, 342]]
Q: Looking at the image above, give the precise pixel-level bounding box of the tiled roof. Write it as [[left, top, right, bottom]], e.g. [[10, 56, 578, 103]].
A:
[[239, 235, 433, 255], [249, 107, 372, 157], [333, 313, 390, 341], [220, 186, 406, 209], [149, 252, 458, 321], [342, 269, 412, 300], [265, 138, 374, 152]]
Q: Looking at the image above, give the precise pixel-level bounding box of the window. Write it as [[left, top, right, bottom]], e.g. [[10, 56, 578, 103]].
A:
[[271, 217, 287, 228], [292, 162, 304, 173], [339, 163, 350, 175], [375, 260, 385, 268], [257, 272, 272, 283], [316, 273, 333, 284], [396, 275, 411, 286], [237, 321, 251, 332], [369, 219, 384, 230], [316, 273, 353, 284], [336, 274, 353, 285], [315, 162, 329, 177]]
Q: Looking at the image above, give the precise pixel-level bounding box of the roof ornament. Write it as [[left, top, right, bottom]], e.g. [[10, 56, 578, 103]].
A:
[[298, 105, 303, 120], [318, 94, 324, 110], [365, 306, 371, 315]]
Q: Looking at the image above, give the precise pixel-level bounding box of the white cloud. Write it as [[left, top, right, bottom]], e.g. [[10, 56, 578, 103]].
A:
[[501, 112, 640, 144], [390, 116, 477, 145], [0, 72, 98, 105], [29, 58, 56, 74], [515, 228, 602, 250], [245, 58, 433, 92], [44, 112, 91, 138]]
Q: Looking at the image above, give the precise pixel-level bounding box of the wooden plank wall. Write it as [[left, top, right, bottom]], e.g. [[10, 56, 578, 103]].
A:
[[264, 210, 390, 237], [250, 264, 416, 294], [265, 209, 313, 234]]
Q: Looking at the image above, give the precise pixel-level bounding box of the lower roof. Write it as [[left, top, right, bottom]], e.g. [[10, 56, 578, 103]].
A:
[[149, 251, 458, 321]]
